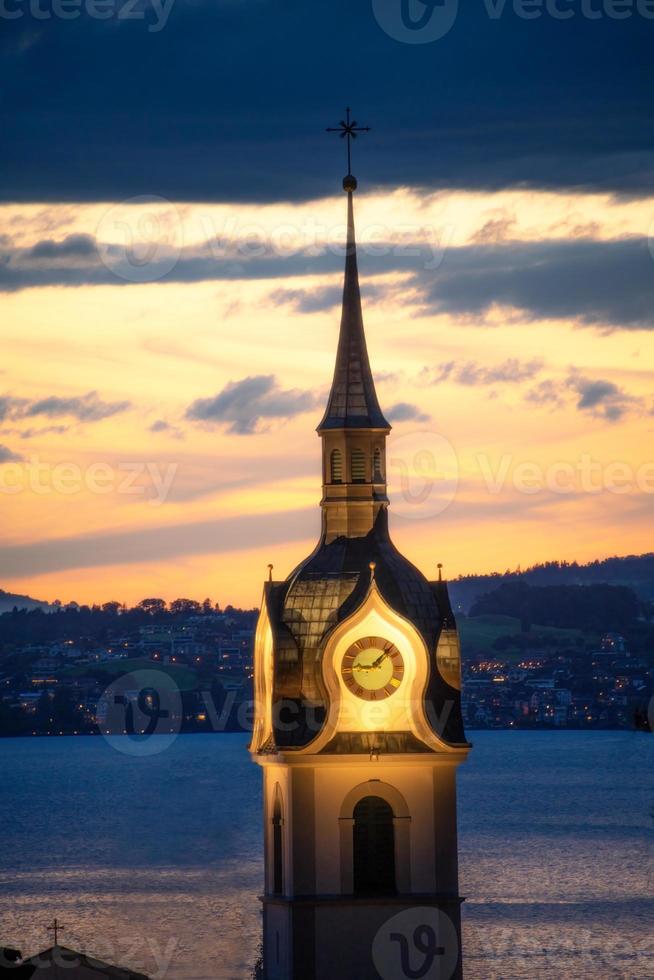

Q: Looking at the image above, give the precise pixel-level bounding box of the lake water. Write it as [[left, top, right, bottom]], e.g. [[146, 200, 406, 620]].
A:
[[0, 732, 652, 979]]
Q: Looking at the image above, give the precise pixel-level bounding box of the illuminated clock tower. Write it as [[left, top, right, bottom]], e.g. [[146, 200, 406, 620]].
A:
[[251, 131, 470, 980]]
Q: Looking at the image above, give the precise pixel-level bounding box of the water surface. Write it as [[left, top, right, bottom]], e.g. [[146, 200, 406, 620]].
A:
[[0, 732, 651, 978]]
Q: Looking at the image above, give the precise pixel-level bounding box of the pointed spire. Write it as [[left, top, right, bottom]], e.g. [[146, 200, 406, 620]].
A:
[[318, 181, 390, 432]]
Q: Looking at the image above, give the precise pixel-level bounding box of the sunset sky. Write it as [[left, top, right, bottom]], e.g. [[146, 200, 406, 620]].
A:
[[1, 1, 653, 607]]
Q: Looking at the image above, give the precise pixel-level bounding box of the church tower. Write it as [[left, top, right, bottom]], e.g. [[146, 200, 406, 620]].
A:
[[251, 148, 470, 980]]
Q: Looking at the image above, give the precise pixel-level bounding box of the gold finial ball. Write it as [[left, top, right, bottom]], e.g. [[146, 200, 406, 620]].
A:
[[343, 174, 358, 192], [369, 561, 376, 574]]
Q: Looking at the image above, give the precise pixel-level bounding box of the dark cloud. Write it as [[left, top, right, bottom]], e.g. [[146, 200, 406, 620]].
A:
[[525, 371, 641, 422], [423, 358, 642, 423], [24, 390, 130, 422], [423, 358, 544, 386], [0, 234, 330, 291], [386, 402, 430, 423], [524, 379, 566, 409], [148, 418, 184, 439], [19, 425, 70, 439], [1, 390, 130, 423], [26, 233, 97, 260], [413, 237, 654, 329], [567, 373, 637, 422], [0, 396, 25, 421], [270, 285, 343, 314], [0, 444, 22, 464], [0, 2, 652, 202], [374, 370, 402, 385], [270, 282, 389, 314], [3, 229, 654, 336], [186, 375, 319, 434]]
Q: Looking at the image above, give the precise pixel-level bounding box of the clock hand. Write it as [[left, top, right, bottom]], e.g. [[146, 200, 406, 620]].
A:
[[371, 650, 389, 668]]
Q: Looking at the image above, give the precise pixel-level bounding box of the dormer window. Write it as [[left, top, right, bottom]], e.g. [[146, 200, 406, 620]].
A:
[[351, 449, 366, 483], [330, 449, 343, 484]]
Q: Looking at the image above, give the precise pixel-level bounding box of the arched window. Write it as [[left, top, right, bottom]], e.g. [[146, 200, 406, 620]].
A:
[[330, 448, 343, 484], [373, 447, 383, 482], [272, 790, 283, 895], [353, 796, 396, 895], [351, 448, 366, 484]]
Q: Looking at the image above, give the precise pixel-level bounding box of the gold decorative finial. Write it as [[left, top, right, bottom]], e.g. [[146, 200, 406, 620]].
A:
[[267, 563, 273, 582], [369, 561, 376, 581], [437, 563, 443, 582]]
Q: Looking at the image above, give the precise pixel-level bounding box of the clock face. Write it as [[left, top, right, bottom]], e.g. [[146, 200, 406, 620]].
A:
[[341, 636, 404, 701]]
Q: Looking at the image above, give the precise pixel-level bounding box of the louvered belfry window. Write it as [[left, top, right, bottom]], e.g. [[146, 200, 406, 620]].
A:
[[373, 447, 383, 482], [351, 448, 366, 483], [330, 449, 343, 484]]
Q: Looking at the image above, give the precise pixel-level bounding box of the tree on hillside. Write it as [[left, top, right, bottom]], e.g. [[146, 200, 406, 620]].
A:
[[138, 598, 167, 615], [170, 598, 201, 615]]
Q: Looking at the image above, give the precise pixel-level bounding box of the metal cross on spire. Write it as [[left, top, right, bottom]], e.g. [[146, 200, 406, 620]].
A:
[[326, 107, 370, 177], [47, 918, 64, 947]]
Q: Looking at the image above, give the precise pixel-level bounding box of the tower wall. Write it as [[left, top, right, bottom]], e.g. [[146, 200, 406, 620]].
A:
[[260, 757, 464, 979], [263, 897, 463, 980]]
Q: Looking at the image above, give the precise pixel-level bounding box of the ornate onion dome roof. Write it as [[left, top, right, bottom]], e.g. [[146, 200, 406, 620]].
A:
[[268, 510, 466, 749], [317, 184, 390, 432]]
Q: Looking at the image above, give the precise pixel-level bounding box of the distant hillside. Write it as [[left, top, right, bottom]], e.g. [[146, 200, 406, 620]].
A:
[[470, 581, 643, 633], [0, 589, 52, 614], [449, 553, 654, 614]]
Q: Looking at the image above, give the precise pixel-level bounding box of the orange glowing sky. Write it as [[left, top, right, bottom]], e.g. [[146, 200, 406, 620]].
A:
[[1, 187, 653, 607]]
